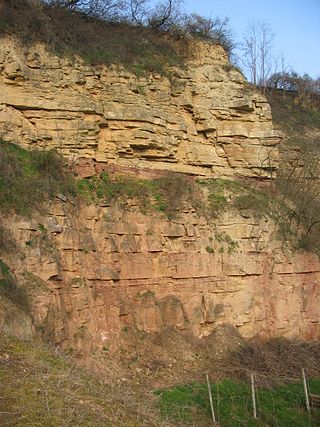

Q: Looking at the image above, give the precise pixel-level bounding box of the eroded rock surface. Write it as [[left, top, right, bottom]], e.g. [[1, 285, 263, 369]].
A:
[[0, 37, 318, 361], [1, 200, 319, 356]]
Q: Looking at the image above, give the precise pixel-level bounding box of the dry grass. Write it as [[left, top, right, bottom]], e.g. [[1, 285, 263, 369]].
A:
[[0, 333, 173, 427]]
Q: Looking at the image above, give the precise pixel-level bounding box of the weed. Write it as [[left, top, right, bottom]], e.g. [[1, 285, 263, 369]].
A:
[[233, 192, 270, 218], [205, 245, 214, 253], [38, 223, 47, 233], [136, 85, 146, 95], [215, 231, 238, 254], [208, 193, 228, 215], [79, 172, 197, 219]]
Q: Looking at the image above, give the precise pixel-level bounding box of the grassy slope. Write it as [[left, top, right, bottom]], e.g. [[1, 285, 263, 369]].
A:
[[0, 333, 163, 427], [3, 331, 319, 427], [157, 379, 320, 426], [266, 90, 320, 146]]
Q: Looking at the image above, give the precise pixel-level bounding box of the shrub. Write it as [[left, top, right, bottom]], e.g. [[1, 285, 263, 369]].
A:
[[0, 140, 76, 215], [178, 13, 234, 56], [0, 259, 30, 312]]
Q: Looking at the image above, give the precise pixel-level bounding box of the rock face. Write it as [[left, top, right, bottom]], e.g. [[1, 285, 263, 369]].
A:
[[0, 38, 279, 179], [0, 37, 318, 358], [1, 200, 319, 356]]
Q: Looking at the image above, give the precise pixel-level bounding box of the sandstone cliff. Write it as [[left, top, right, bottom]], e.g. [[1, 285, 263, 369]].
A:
[[2, 196, 319, 358], [0, 38, 279, 179], [0, 37, 319, 362]]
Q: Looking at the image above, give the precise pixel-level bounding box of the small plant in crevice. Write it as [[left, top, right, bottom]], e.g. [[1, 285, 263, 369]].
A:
[[205, 245, 214, 253], [215, 231, 239, 254]]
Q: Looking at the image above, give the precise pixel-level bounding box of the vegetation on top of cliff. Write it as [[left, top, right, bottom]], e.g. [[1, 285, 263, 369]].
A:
[[267, 90, 320, 139], [0, 140, 76, 215], [0, 0, 234, 74]]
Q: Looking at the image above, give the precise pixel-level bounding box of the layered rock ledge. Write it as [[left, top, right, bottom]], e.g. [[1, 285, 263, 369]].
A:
[[0, 38, 279, 179], [1, 200, 319, 354]]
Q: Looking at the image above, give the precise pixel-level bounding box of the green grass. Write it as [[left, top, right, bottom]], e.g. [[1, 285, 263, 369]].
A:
[[77, 172, 196, 219], [156, 379, 320, 426], [0, 140, 76, 215]]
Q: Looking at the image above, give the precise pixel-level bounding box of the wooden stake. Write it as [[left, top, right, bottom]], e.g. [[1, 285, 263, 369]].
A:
[[251, 373, 257, 419], [205, 373, 216, 424], [302, 368, 311, 413]]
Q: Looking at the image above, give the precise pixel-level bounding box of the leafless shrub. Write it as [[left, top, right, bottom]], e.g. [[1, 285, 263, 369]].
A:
[[223, 338, 320, 383]]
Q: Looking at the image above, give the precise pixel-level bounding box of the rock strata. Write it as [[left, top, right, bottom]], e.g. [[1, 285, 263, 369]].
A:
[[0, 37, 317, 359], [1, 200, 319, 355], [0, 38, 279, 179]]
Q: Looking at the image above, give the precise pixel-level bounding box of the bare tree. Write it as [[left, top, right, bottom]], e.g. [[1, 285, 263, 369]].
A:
[[241, 20, 274, 87], [258, 22, 273, 86], [44, 0, 127, 20], [128, 0, 183, 30], [242, 21, 258, 84]]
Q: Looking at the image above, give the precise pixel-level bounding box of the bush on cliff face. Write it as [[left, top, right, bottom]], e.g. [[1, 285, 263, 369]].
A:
[[0, 259, 30, 311], [0, 140, 76, 215]]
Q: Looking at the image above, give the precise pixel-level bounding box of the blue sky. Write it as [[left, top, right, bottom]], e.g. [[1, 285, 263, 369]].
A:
[[183, 0, 320, 78]]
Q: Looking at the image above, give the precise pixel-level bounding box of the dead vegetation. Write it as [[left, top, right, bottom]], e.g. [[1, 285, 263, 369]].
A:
[[223, 338, 320, 385], [0, 333, 173, 427], [268, 90, 320, 252]]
